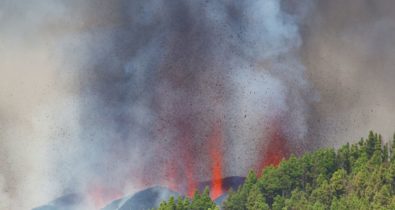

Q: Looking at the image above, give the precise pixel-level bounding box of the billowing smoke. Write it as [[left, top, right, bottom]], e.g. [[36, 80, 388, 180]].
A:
[[74, 0, 315, 203], [303, 0, 395, 146], [1, 0, 395, 209], [0, 1, 83, 209]]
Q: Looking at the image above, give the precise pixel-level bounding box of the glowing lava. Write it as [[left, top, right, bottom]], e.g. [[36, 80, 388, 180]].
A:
[[209, 123, 224, 200], [158, 117, 290, 200], [258, 122, 290, 175], [185, 155, 197, 197]]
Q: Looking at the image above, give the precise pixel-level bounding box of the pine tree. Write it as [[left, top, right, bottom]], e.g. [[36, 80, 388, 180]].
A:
[[366, 131, 376, 158], [175, 196, 187, 210], [391, 133, 395, 161], [246, 185, 269, 210], [190, 187, 216, 210], [330, 169, 347, 197], [272, 195, 285, 210], [336, 143, 351, 172], [168, 196, 176, 209], [383, 143, 389, 162]]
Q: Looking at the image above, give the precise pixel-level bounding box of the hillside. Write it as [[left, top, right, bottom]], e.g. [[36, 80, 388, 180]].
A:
[[158, 131, 395, 209]]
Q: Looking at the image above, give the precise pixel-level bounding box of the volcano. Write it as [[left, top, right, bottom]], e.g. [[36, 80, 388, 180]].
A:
[[33, 176, 246, 210], [101, 176, 245, 210], [32, 193, 85, 210], [102, 186, 180, 210]]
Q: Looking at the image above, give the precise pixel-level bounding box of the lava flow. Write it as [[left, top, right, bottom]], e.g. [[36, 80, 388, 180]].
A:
[[208, 123, 224, 200], [257, 122, 290, 175]]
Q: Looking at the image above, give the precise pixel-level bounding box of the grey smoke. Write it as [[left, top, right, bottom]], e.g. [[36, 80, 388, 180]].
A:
[[303, 0, 395, 147], [0, 1, 394, 210], [75, 0, 315, 198]]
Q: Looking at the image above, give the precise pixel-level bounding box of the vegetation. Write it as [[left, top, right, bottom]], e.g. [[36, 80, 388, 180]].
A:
[[158, 131, 395, 209], [156, 187, 218, 210]]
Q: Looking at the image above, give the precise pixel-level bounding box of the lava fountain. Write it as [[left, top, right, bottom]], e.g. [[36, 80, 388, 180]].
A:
[[209, 122, 224, 200], [257, 120, 290, 175]]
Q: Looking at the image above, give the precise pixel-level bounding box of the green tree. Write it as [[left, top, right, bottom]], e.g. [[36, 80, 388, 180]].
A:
[[373, 184, 391, 208], [158, 131, 395, 210], [330, 194, 370, 210], [168, 196, 176, 209], [391, 133, 395, 161], [259, 166, 282, 205], [223, 188, 244, 210], [383, 143, 389, 163], [175, 196, 190, 210], [330, 169, 347, 197], [246, 185, 269, 210], [272, 195, 285, 210], [190, 187, 217, 210], [310, 179, 333, 206], [336, 143, 351, 173], [311, 148, 337, 179], [283, 189, 310, 210]]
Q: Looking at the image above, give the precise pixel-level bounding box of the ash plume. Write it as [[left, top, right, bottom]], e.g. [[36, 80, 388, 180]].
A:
[[303, 0, 395, 146], [0, 1, 394, 210], [76, 0, 315, 200]]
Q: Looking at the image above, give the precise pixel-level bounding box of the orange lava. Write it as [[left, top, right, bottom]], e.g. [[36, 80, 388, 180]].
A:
[[185, 156, 197, 197], [209, 123, 224, 200], [258, 122, 290, 175]]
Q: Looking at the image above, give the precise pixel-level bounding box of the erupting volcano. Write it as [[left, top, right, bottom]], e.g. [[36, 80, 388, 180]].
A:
[[156, 119, 290, 201], [74, 0, 315, 206], [3, 0, 395, 209], [21, 0, 326, 209]]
